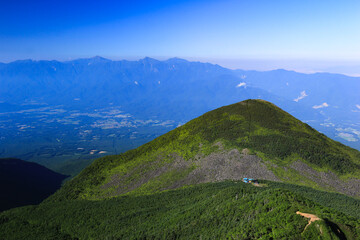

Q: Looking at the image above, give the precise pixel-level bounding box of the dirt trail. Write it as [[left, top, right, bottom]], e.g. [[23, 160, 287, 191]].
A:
[[252, 182, 262, 187], [296, 211, 321, 230]]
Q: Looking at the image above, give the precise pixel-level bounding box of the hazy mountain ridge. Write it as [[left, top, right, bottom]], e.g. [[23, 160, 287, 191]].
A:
[[2, 57, 358, 121]]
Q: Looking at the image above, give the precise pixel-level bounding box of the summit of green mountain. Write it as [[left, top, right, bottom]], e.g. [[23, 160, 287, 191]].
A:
[[50, 99, 360, 202]]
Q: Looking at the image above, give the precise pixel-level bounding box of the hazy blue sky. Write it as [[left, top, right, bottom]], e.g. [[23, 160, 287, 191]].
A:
[[1, 0, 359, 74]]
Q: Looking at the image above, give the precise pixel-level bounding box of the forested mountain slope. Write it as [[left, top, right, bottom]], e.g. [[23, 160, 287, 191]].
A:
[[2, 181, 360, 239], [50, 100, 360, 202]]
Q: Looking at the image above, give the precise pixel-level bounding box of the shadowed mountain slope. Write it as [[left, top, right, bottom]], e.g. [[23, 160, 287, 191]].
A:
[[0, 158, 67, 212]]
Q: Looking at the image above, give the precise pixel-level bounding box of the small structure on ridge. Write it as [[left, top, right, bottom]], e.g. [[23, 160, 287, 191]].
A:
[[243, 178, 258, 184]]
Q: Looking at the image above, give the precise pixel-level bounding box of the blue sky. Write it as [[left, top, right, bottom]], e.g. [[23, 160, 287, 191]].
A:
[[1, 0, 359, 73]]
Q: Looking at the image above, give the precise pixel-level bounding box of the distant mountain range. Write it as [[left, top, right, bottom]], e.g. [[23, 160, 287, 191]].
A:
[[0, 57, 359, 174]]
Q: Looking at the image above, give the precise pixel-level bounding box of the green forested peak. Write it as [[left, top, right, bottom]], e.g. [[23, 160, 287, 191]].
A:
[[50, 99, 360, 202]]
